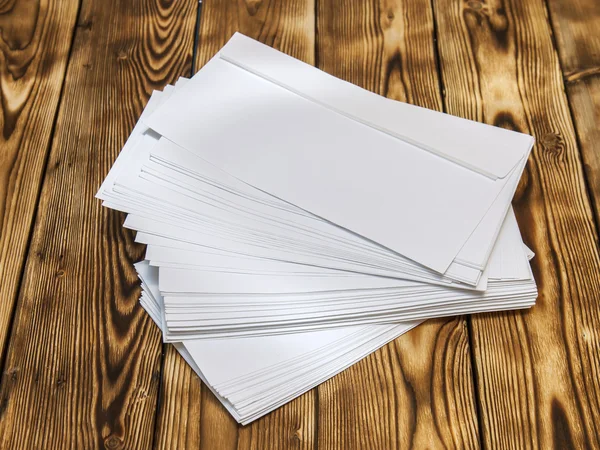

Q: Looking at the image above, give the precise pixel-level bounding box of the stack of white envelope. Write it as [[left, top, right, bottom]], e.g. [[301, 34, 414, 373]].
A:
[[97, 33, 538, 424], [136, 260, 421, 423]]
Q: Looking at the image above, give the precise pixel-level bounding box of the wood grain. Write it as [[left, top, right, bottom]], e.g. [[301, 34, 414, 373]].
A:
[[236, 392, 315, 450], [195, 0, 315, 68], [317, 319, 479, 449], [562, 76, 600, 223], [545, 0, 600, 78], [546, 0, 600, 226], [0, 0, 197, 448], [316, 1, 479, 448], [152, 1, 317, 448], [433, 0, 600, 447], [153, 345, 202, 450], [198, 389, 239, 450], [0, 0, 79, 361]]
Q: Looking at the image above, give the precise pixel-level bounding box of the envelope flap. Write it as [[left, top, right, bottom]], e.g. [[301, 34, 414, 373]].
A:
[[219, 33, 534, 179]]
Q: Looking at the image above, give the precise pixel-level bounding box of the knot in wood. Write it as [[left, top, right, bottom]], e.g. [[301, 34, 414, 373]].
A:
[[6, 368, 18, 381], [381, 9, 396, 29], [540, 132, 563, 154], [104, 434, 123, 450], [466, 1, 483, 11], [244, 0, 263, 16], [292, 424, 304, 443], [77, 19, 93, 30]]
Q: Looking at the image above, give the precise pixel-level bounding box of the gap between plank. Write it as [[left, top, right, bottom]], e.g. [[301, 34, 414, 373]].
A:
[[191, 0, 204, 76], [428, 0, 486, 447]]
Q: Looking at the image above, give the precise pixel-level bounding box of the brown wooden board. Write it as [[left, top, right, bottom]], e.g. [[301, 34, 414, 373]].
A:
[[0, 0, 197, 448], [153, 345, 202, 450], [433, 0, 600, 447], [315, 0, 480, 448], [562, 74, 600, 224], [0, 0, 79, 360], [546, 0, 600, 226]]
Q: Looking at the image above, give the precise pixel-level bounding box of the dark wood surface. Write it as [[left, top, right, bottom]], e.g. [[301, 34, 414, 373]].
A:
[[0, 0, 197, 448], [0, 0, 78, 365], [0, 0, 598, 448]]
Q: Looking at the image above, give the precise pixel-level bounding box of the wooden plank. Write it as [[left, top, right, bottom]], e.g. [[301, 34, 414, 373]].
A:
[[0, 0, 197, 448], [317, 319, 479, 449], [433, 0, 600, 447], [316, 1, 480, 448], [197, 390, 238, 450], [545, 0, 600, 77], [545, 0, 600, 224], [152, 1, 317, 448], [195, 0, 315, 67], [0, 0, 78, 360], [153, 345, 202, 450], [236, 393, 315, 450], [561, 76, 600, 221]]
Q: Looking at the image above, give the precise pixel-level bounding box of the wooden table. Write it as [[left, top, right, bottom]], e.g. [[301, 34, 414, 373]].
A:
[[1, 0, 599, 448]]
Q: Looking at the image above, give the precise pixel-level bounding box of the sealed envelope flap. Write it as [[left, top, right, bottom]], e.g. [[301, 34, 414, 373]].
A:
[[219, 32, 534, 180]]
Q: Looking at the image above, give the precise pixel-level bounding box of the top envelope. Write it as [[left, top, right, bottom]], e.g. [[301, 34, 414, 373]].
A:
[[145, 33, 534, 275]]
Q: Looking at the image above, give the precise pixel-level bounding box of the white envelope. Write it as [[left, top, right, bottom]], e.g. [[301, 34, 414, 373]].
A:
[[117, 135, 487, 287], [144, 33, 534, 274], [98, 81, 500, 289]]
